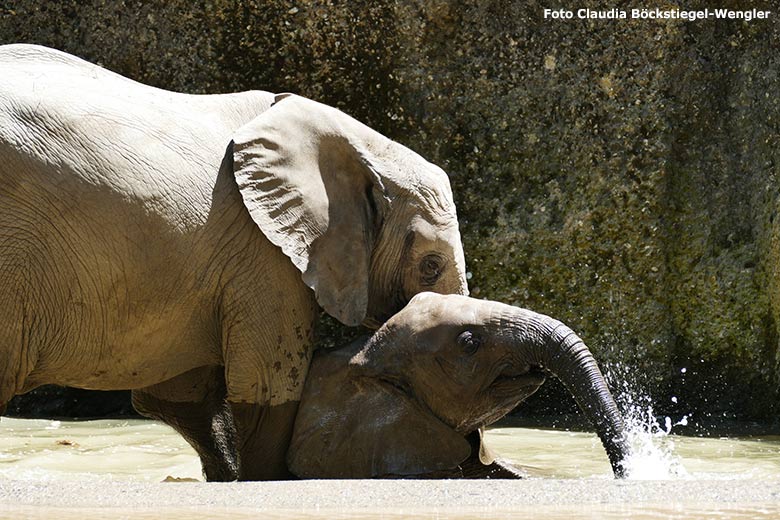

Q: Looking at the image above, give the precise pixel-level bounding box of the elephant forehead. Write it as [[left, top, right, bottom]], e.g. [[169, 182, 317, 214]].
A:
[[370, 143, 455, 214], [401, 293, 492, 327], [411, 168, 456, 217], [409, 216, 464, 262]]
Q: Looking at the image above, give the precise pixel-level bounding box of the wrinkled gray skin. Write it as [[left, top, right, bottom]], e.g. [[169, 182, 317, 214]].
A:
[[289, 293, 630, 479], [0, 45, 468, 481]]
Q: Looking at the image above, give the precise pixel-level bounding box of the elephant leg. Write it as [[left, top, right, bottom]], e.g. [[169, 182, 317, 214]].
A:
[[220, 278, 316, 481], [223, 326, 312, 480], [131, 365, 239, 482], [0, 301, 27, 417], [224, 334, 311, 481], [209, 245, 321, 480], [229, 400, 299, 480]]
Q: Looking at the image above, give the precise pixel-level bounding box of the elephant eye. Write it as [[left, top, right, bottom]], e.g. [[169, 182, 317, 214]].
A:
[[419, 254, 445, 286], [457, 330, 481, 355]]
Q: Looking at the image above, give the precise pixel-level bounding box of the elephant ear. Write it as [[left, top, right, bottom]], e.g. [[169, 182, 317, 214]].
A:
[[231, 94, 389, 326], [287, 351, 471, 478]]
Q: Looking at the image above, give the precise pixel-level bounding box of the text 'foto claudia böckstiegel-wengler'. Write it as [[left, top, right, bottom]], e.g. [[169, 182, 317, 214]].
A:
[[543, 8, 771, 21]]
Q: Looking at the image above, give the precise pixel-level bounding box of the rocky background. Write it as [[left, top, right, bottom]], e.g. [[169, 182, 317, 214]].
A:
[[1, 1, 778, 424]]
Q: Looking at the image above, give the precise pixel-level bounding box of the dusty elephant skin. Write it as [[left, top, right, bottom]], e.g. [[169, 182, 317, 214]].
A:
[[0, 44, 468, 481], [289, 292, 630, 479]]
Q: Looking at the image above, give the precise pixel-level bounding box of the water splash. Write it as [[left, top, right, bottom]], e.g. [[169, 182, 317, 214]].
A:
[[610, 377, 689, 479]]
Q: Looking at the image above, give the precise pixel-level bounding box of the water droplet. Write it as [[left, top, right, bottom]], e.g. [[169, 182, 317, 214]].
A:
[[614, 378, 688, 480]]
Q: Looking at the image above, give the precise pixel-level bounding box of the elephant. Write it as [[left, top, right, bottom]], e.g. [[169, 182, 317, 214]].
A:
[[288, 292, 631, 479], [0, 44, 468, 481]]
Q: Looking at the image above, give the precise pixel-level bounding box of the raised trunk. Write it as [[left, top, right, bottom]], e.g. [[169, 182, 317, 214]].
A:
[[502, 308, 631, 478]]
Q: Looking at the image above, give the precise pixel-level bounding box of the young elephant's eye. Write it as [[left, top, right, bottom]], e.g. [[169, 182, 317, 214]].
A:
[[419, 253, 445, 286], [457, 330, 481, 355]]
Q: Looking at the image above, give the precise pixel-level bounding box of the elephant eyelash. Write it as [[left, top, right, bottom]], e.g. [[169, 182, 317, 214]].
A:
[[456, 330, 481, 355], [419, 253, 446, 286]]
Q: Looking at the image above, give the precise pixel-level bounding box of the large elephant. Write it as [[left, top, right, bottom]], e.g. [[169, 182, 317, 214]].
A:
[[289, 292, 630, 479], [0, 45, 467, 480]]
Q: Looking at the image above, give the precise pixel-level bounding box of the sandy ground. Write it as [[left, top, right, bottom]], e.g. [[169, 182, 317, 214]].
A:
[[2, 479, 780, 519]]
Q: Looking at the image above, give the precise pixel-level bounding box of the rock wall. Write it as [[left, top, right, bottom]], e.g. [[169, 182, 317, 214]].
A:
[[2, 1, 778, 420]]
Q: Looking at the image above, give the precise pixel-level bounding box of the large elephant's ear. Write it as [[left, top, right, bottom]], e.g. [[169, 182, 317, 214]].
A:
[[287, 364, 471, 478], [232, 94, 389, 326]]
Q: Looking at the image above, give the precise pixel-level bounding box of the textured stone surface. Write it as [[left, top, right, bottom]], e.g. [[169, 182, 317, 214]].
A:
[[1, 1, 779, 420], [3, 479, 780, 509]]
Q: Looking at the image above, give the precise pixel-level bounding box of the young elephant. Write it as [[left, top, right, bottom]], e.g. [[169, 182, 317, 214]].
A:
[[289, 292, 630, 479]]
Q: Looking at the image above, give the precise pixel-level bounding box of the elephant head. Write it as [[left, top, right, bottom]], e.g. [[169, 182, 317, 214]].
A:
[[232, 94, 467, 326], [288, 292, 631, 479]]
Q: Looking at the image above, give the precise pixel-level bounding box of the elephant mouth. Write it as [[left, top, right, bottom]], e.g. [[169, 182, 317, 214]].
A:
[[490, 366, 547, 395], [456, 367, 547, 433]]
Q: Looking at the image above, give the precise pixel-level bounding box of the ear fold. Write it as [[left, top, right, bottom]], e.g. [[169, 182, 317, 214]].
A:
[[232, 94, 388, 326], [288, 353, 471, 478]]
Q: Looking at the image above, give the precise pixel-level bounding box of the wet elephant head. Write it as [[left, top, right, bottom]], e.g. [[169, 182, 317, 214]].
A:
[[233, 94, 468, 327], [288, 292, 630, 478]]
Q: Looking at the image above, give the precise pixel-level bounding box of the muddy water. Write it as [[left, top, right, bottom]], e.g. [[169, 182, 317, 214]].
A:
[[2, 418, 778, 482], [1, 417, 779, 519], [0, 418, 201, 482], [487, 425, 780, 480]]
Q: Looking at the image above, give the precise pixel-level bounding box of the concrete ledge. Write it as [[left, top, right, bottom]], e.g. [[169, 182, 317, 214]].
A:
[[1, 479, 778, 512]]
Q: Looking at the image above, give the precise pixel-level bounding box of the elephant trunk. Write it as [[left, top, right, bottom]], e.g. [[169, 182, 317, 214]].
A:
[[501, 307, 631, 478]]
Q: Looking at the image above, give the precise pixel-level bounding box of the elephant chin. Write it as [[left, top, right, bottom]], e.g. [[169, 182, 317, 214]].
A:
[[452, 370, 547, 435], [488, 369, 547, 412]]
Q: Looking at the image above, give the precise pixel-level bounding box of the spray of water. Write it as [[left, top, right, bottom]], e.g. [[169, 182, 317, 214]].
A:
[[608, 371, 690, 479]]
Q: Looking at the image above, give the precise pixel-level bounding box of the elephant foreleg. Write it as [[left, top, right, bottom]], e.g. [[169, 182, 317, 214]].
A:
[[230, 400, 299, 480], [131, 365, 239, 482], [219, 267, 317, 481]]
